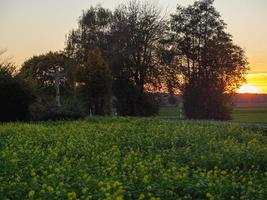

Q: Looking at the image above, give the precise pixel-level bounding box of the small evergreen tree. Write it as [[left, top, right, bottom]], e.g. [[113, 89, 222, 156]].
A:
[[76, 49, 112, 115]]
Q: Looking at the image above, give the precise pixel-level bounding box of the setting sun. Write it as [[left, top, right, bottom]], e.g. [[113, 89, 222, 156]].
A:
[[237, 84, 261, 94], [237, 73, 267, 94]]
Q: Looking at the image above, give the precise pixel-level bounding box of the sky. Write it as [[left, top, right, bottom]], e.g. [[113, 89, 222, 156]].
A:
[[0, 0, 267, 93]]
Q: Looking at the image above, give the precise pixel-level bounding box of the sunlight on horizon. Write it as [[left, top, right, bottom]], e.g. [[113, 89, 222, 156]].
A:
[[237, 73, 267, 94], [237, 84, 261, 94]]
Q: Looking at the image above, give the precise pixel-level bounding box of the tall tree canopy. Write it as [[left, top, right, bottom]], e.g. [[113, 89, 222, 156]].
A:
[[110, 1, 167, 93], [110, 1, 166, 116], [66, 6, 112, 63], [65, 0, 248, 118], [170, 0, 248, 120], [66, 1, 166, 116]]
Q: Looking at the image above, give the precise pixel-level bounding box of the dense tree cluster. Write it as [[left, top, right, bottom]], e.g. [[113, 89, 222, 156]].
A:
[[1, 0, 248, 121], [169, 0, 248, 119]]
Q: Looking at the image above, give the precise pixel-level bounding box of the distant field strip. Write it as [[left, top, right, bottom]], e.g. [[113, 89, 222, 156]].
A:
[[159, 107, 267, 124], [232, 107, 267, 123]]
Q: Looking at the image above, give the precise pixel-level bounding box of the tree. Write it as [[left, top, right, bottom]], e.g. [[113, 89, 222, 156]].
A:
[[66, 6, 113, 63], [66, 1, 166, 116], [0, 58, 35, 122], [75, 48, 112, 115], [18, 52, 75, 109], [170, 0, 248, 120], [110, 1, 166, 116]]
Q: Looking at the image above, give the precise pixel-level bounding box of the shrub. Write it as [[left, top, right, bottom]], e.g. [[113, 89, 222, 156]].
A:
[[0, 75, 35, 122], [35, 111, 84, 121], [135, 93, 159, 116], [113, 79, 159, 116]]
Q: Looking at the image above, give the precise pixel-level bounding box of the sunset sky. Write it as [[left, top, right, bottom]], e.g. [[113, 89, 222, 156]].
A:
[[1, 0, 266, 93]]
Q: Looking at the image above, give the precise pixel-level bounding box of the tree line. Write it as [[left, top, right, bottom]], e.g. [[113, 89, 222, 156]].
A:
[[0, 0, 248, 122]]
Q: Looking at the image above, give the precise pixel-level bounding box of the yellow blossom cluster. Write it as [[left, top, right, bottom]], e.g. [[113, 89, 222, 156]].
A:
[[1, 117, 267, 199]]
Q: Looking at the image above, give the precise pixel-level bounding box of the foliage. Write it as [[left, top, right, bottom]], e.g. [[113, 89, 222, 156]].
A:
[[183, 84, 233, 120], [110, 1, 167, 93], [113, 79, 159, 116], [113, 79, 138, 116], [167, 94, 178, 106], [66, 1, 166, 116], [34, 110, 84, 121], [65, 6, 113, 63], [19, 52, 74, 90], [135, 93, 159, 117], [170, 0, 249, 120], [0, 67, 35, 122], [1, 118, 267, 199], [75, 49, 112, 115], [18, 51, 75, 116]]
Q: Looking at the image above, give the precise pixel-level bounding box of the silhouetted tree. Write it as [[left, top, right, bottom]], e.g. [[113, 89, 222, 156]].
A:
[[66, 6, 113, 63], [66, 1, 165, 116], [75, 48, 112, 115], [109, 1, 166, 116], [170, 0, 248, 120], [0, 60, 35, 122]]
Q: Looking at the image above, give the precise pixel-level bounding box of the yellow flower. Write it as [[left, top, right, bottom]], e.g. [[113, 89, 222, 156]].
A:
[[143, 175, 149, 183], [28, 190, 35, 198], [150, 197, 160, 200], [206, 193, 214, 200], [138, 193, 145, 200], [68, 192, 77, 200], [147, 185, 152, 191], [116, 195, 123, 200], [47, 186, 54, 193], [82, 187, 88, 194], [59, 182, 64, 187], [208, 182, 213, 187], [221, 170, 227, 176], [84, 195, 92, 200]]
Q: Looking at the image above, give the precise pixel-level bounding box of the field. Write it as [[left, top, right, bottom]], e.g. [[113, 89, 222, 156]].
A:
[[1, 117, 267, 199], [159, 107, 267, 123], [231, 107, 267, 123]]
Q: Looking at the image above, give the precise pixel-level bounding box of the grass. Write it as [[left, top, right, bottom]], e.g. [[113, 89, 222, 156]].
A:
[[159, 106, 267, 123], [231, 107, 267, 123], [1, 117, 267, 199]]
